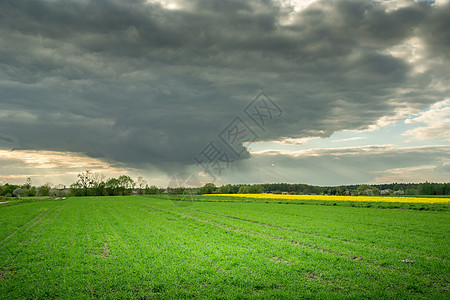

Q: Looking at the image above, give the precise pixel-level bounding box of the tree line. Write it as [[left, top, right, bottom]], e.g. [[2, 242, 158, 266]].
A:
[[0, 171, 162, 198], [182, 182, 450, 196], [69, 171, 161, 196], [1, 171, 449, 198]]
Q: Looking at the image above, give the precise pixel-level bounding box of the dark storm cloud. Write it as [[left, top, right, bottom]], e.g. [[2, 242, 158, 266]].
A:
[[0, 0, 448, 172]]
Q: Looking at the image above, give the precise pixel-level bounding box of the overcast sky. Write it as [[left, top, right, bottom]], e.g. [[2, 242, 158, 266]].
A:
[[1, 0, 449, 187]]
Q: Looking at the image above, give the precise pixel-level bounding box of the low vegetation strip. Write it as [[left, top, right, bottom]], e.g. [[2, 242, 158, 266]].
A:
[[207, 193, 450, 204]]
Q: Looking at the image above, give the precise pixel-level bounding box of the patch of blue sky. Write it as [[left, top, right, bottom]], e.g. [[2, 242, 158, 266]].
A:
[[248, 118, 449, 153]]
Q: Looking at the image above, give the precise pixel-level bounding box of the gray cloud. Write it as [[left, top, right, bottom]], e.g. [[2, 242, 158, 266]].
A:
[[226, 145, 450, 185], [0, 0, 449, 175]]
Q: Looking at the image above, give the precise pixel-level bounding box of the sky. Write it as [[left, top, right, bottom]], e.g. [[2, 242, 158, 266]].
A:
[[0, 0, 449, 187]]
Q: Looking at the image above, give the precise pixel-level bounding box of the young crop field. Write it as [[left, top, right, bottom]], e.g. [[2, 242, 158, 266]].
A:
[[0, 196, 448, 299]]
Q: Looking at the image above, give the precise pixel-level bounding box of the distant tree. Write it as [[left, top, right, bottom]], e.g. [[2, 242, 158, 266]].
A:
[[54, 184, 65, 190], [371, 187, 380, 195], [49, 188, 64, 197], [393, 183, 401, 191], [30, 186, 37, 196], [23, 177, 32, 189], [77, 170, 94, 195], [238, 186, 250, 194], [404, 188, 417, 195], [177, 186, 186, 194], [230, 185, 241, 194], [419, 182, 435, 195], [69, 183, 83, 196], [118, 175, 135, 195], [90, 173, 106, 196], [93, 182, 106, 196], [445, 183, 450, 195], [38, 183, 51, 196], [218, 184, 232, 194], [248, 184, 264, 194], [336, 186, 347, 196], [37, 185, 50, 197], [434, 184, 445, 195], [136, 177, 147, 194], [356, 184, 369, 195], [201, 183, 216, 194], [91, 173, 106, 185], [13, 188, 23, 197], [145, 185, 159, 195], [0, 184, 19, 196], [236, 184, 263, 194], [105, 178, 120, 196]]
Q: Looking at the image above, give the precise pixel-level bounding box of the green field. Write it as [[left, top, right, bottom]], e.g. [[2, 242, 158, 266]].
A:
[[0, 196, 448, 299]]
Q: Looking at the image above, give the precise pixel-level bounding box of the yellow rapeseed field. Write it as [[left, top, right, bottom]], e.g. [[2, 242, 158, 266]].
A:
[[206, 194, 450, 204]]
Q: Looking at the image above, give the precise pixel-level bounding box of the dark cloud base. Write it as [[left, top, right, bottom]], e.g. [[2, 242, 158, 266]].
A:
[[0, 0, 449, 175]]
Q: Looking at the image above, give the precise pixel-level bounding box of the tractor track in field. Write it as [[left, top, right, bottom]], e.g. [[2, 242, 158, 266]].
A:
[[53, 203, 67, 217], [138, 208, 160, 215], [179, 206, 446, 261], [142, 205, 364, 262], [23, 210, 51, 232], [0, 209, 51, 249], [184, 207, 352, 241]]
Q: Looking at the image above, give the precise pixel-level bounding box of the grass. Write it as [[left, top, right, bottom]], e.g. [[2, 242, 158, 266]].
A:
[[0, 196, 448, 299]]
